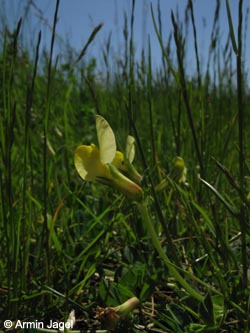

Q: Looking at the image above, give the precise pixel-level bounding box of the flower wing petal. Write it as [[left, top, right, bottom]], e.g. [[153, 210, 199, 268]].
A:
[[74, 144, 110, 181]]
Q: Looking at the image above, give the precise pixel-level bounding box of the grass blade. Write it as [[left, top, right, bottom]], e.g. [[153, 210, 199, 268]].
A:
[[200, 177, 238, 217], [225, 0, 238, 55]]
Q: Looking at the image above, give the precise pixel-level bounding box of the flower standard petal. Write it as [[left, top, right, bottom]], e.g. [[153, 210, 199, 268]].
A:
[[96, 115, 116, 165]]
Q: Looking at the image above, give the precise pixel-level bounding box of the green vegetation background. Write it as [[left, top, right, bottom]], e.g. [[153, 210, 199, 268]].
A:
[[0, 0, 250, 332]]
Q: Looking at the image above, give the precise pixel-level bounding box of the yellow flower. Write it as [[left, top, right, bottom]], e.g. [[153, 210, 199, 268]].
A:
[[74, 115, 143, 201], [155, 156, 187, 192], [170, 156, 187, 184]]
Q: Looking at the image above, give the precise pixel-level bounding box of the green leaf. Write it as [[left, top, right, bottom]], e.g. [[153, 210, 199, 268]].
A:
[[200, 177, 238, 217], [191, 201, 216, 237], [99, 279, 134, 306], [199, 292, 215, 326]]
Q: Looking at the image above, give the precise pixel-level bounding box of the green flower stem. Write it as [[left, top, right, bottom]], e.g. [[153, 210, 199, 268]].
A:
[[137, 201, 203, 302]]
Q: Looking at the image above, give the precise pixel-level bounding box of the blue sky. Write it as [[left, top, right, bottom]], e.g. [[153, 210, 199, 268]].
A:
[[1, 0, 250, 76]]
